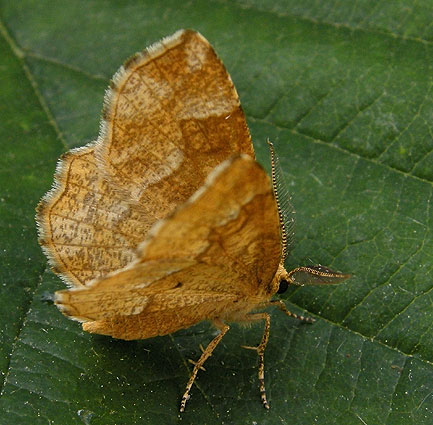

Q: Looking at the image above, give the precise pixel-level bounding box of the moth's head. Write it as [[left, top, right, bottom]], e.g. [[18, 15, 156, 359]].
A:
[[270, 263, 291, 295]]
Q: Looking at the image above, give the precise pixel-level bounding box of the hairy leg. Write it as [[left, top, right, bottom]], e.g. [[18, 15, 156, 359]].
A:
[[268, 299, 315, 323], [180, 319, 229, 412], [241, 312, 271, 409]]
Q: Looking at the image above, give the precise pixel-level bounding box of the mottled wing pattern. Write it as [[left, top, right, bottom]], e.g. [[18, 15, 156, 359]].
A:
[[55, 156, 282, 340], [36, 30, 253, 288], [98, 29, 254, 209], [36, 146, 151, 287]]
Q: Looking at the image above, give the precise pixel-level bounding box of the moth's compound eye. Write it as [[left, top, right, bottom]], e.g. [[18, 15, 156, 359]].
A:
[[277, 279, 289, 294]]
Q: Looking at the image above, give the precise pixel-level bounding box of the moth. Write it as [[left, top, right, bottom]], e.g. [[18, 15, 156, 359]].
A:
[[36, 29, 349, 411]]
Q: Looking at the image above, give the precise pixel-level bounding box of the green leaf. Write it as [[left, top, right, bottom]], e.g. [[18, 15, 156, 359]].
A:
[[1, 1, 432, 424]]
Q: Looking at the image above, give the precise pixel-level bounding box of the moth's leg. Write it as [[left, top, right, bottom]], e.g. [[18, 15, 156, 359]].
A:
[[241, 312, 271, 409], [268, 299, 315, 323], [180, 319, 229, 412]]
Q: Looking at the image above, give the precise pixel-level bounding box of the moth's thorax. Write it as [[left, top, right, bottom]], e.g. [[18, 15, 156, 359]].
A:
[[268, 262, 290, 295], [221, 263, 290, 323]]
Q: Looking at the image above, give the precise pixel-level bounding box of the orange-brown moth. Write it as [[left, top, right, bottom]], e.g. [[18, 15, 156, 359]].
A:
[[36, 29, 349, 411]]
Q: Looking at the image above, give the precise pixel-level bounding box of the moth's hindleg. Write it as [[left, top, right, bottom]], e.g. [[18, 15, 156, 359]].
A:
[[269, 299, 315, 323], [180, 319, 229, 412], [241, 312, 271, 409]]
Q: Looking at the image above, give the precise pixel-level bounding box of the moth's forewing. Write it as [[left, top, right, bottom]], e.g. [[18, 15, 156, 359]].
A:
[[98, 29, 254, 203], [36, 30, 254, 290]]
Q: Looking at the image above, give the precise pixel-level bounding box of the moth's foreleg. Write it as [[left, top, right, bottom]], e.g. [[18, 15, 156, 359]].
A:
[[180, 319, 229, 412], [269, 299, 315, 323]]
